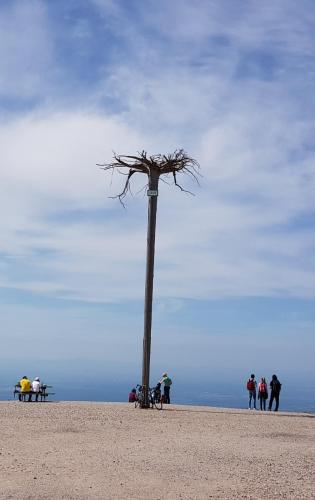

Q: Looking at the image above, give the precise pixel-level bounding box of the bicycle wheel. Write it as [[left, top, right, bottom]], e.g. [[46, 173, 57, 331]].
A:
[[154, 397, 163, 410], [149, 395, 154, 409]]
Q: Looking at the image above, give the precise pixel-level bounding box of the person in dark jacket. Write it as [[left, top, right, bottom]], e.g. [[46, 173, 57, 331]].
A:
[[268, 374, 282, 411]]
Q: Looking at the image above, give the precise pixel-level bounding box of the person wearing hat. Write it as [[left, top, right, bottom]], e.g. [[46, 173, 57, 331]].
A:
[[31, 377, 41, 402], [160, 372, 172, 404]]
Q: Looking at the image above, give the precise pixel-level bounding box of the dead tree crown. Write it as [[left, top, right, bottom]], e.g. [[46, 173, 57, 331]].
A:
[[97, 149, 200, 204]]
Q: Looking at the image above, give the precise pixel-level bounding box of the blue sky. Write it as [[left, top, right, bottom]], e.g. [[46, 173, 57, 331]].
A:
[[1, 0, 315, 389]]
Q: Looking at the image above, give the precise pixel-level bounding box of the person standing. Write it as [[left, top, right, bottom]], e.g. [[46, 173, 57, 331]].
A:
[[258, 377, 268, 411], [160, 373, 172, 404], [19, 376, 32, 402], [31, 377, 41, 402], [268, 374, 282, 411], [246, 374, 257, 410]]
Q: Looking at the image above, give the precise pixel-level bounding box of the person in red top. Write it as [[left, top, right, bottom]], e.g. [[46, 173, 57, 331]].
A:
[[128, 388, 137, 403], [246, 374, 257, 410], [258, 377, 268, 411]]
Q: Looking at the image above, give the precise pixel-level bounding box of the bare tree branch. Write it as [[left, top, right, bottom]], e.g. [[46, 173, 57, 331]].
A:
[[108, 169, 138, 207], [172, 171, 195, 195], [99, 149, 200, 202]]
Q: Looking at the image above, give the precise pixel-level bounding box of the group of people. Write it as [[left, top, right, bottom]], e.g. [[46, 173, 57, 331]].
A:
[[247, 374, 282, 411], [16, 376, 43, 402], [129, 372, 173, 404]]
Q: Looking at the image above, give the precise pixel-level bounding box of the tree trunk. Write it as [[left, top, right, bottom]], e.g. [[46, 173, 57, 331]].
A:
[[141, 169, 159, 407]]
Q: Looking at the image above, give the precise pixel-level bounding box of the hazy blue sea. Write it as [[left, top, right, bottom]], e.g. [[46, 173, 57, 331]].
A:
[[1, 378, 314, 413]]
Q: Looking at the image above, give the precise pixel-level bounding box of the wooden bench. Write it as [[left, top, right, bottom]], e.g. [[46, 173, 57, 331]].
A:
[[14, 385, 55, 402]]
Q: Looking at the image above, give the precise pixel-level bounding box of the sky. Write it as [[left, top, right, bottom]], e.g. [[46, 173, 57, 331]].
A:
[[1, 0, 315, 393]]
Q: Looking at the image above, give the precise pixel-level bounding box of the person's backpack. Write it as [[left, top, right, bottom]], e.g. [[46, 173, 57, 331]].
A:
[[247, 379, 255, 391], [271, 380, 281, 393]]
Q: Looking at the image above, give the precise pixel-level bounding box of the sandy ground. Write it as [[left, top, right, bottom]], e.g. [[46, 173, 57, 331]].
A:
[[0, 402, 314, 500]]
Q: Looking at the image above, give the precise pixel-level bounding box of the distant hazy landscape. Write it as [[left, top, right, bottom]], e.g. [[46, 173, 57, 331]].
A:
[[1, 375, 314, 414]]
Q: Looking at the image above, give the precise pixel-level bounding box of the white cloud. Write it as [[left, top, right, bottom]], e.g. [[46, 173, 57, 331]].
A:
[[0, 106, 314, 303], [0, 0, 315, 304]]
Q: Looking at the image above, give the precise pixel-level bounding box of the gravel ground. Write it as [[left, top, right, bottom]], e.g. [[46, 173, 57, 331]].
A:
[[0, 402, 314, 499]]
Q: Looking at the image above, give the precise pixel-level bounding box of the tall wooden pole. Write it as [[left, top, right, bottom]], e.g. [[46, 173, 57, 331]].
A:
[[141, 168, 159, 407], [99, 150, 198, 407]]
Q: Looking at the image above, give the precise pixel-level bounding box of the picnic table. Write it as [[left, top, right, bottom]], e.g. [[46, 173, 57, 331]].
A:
[[14, 384, 54, 402]]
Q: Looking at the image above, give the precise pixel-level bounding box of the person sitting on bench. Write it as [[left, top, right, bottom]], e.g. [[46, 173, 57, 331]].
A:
[[19, 376, 32, 402], [31, 377, 41, 402]]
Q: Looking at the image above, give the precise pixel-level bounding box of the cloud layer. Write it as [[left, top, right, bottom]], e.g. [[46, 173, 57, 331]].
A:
[[1, 0, 315, 305]]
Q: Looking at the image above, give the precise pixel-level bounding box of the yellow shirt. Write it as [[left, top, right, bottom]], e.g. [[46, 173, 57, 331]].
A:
[[20, 378, 31, 392]]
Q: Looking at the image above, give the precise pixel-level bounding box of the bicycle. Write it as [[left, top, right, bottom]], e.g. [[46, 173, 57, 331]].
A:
[[134, 385, 163, 410], [150, 386, 163, 410], [134, 384, 144, 408]]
